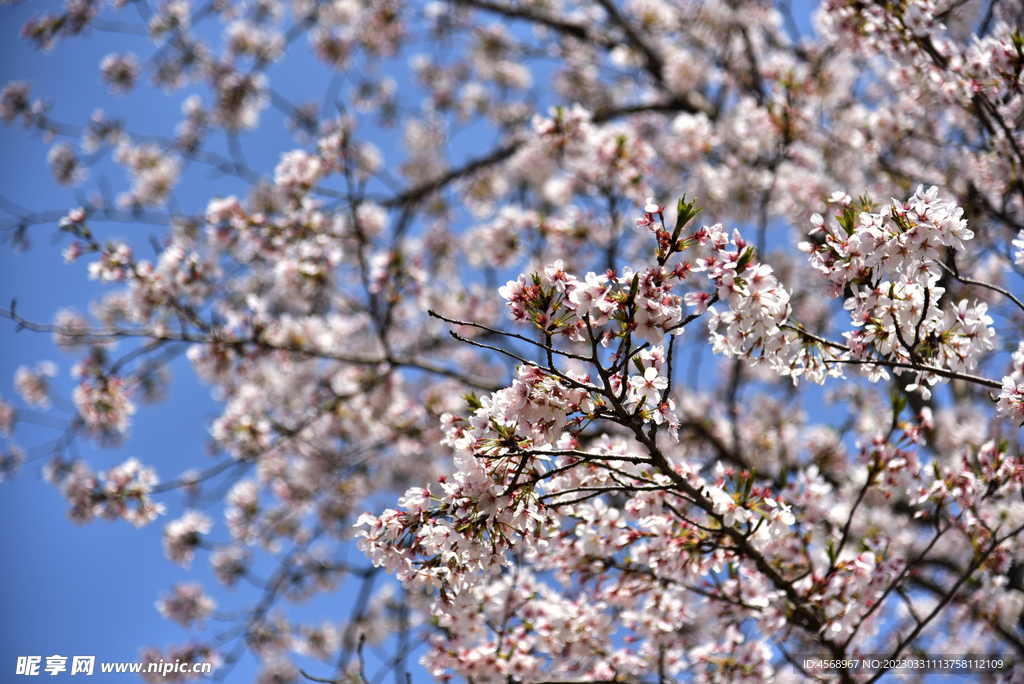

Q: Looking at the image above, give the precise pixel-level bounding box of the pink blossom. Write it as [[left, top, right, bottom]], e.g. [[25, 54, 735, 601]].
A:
[[997, 377, 1024, 425], [163, 511, 212, 567], [14, 361, 56, 408], [156, 583, 216, 627]]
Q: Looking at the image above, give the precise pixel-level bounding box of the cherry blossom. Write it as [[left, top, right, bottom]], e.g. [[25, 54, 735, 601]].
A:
[[99, 52, 140, 94], [14, 361, 57, 408], [2, 0, 1024, 680], [156, 583, 216, 627], [163, 510, 213, 568]]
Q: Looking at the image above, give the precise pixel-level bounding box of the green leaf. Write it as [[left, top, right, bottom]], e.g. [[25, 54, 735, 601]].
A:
[[463, 391, 482, 411], [672, 194, 703, 241], [838, 204, 856, 236], [856, 192, 876, 213], [890, 388, 907, 421], [735, 246, 756, 274], [889, 207, 911, 233]]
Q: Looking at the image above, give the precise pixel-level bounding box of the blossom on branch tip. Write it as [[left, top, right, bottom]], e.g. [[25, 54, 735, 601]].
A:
[[997, 377, 1024, 425], [627, 366, 667, 409], [156, 583, 215, 627], [164, 511, 212, 567]]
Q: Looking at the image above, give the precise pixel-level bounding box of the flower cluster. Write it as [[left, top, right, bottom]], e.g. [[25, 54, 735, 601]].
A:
[[43, 457, 163, 527], [156, 583, 216, 627], [14, 361, 57, 409], [100, 52, 140, 94], [357, 418, 810, 681], [72, 374, 136, 439], [998, 377, 1024, 425], [112, 142, 181, 207], [47, 142, 87, 186], [499, 259, 684, 345], [801, 187, 996, 397], [163, 510, 213, 567], [688, 223, 819, 382]]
